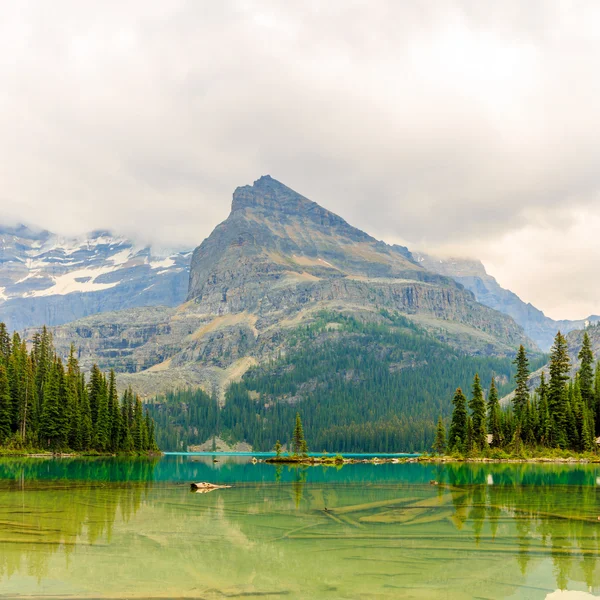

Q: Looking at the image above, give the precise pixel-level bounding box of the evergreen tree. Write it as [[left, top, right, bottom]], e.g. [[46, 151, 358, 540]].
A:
[[469, 374, 487, 450], [0, 321, 157, 453], [578, 332, 594, 409], [548, 332, 570, 448], [487, 378, 501, 447], [40, 361, 63, 448], [595, 361, 600, 437], [465, 415, 474, 454], [513, 345, 530, 418], [292, 413, 307, 455], [432, 417, 446, 455], [448, 388, 468, 452], [108, 370, 122, 451], [0, 365, 12, 442], [274, 440, 282, 457]]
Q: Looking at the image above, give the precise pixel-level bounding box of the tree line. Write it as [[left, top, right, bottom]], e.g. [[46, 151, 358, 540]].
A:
[[0, 323, 158, 452], [147, 311, 547, 452], [440, 330, 600, 454]]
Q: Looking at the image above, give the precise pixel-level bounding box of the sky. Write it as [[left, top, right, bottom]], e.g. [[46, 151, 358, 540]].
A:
[[2, 1, 600, 320]]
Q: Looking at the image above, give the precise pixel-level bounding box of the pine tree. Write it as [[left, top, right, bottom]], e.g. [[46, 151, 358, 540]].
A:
[[469, 374, 487, 450], [465, 415, 474, 454], [274, 440, 282, 457], [88, 365, 104, 426], [578, 332, 594, 409], [513, 345, 530, 418], [292, 413, 306, 455], [548, 332, 570, 448], [133, 396, 145, 451], [0, 321, 158, 454], [40, 361, 63, 448], [108, 370, 122, 451], [93, 373, 110, 451], [0, 365, 12, 442], [448, 388, 468, 453], [0, 323, 11, 362], [487, 378, 502, 448], [432, 417, 446, 455]]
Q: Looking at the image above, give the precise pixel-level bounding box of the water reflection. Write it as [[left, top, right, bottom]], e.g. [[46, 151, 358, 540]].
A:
[[0, 457, 598, 598]]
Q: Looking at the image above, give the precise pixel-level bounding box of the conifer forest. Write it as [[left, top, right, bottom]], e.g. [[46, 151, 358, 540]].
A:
[[0, 322, 158, 453]]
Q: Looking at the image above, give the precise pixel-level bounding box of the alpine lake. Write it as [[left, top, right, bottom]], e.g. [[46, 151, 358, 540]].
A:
[[1, 454, 599, 599]]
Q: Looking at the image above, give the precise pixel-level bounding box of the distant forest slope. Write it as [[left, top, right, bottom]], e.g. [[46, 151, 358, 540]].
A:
[[148, 312, 546, 452]]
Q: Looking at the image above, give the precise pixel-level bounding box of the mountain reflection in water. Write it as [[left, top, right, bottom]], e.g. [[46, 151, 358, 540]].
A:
[[0, 455, 598, 599]]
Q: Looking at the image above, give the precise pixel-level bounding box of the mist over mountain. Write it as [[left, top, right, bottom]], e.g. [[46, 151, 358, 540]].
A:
[[42, 177, 535, 405], [0, 225, 190, 330], [413, 253, 600, 352]]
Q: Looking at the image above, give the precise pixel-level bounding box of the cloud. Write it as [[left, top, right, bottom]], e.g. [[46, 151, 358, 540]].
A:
[[2, 1, 600, 318]]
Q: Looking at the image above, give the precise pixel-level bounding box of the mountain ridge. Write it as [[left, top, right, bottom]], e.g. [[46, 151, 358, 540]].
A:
[[413, 252, 600, 351], [44, 176, 537, 402], [0, 226, 190, 330]]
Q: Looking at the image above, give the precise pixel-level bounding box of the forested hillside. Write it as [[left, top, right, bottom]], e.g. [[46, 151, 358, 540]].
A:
[[148, 311, 546, 452], [0, 323, 157, 453]]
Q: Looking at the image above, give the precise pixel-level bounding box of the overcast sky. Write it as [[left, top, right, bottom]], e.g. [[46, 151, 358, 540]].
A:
[[2, 1, 600, 320]]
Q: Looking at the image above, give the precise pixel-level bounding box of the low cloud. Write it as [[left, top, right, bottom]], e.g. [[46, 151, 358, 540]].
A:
[[2, 1, 600, 319]]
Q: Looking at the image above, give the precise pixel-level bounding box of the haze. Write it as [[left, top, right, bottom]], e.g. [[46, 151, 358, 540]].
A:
[[2, 1, 600, 320]]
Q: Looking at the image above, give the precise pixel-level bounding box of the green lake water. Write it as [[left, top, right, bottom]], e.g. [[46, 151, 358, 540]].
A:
[[1, 456, 599, 599]]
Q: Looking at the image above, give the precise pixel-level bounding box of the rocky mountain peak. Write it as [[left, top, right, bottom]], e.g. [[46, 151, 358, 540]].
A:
[[230, 175, 367, 237]]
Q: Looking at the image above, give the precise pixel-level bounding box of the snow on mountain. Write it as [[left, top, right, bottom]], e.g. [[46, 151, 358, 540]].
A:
[[0, 225, 192, 330]]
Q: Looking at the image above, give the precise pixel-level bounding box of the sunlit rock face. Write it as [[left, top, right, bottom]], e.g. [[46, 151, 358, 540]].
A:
[[0, 224, 191, 330], [46, 177, 536, 398]]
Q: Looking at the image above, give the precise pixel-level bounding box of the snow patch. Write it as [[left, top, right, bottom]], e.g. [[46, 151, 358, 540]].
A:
[[150, 257, 175, 270], [109, 248, 133, 266], [28, 265, 121, 297]]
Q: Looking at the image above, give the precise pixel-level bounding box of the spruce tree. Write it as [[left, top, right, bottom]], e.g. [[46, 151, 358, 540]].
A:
[[448, 388, 468, 452], [578, 332, 594, 409], [292, 413, 306, 455], [0, 365, 12, 442], [465, 415, 474, 454], [40, 361, 62, 448], [487, 378, 502, 448], [513, 345, 530, 418], [595, 361, 600, 437], [108, 371, 122, 451], [432, 417, 446, 455], [548, 332, 570, 448], [469, 374, 487, 450]]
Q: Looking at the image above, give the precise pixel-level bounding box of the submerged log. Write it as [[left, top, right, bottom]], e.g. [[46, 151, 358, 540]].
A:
[[190, 482, 232, 493]]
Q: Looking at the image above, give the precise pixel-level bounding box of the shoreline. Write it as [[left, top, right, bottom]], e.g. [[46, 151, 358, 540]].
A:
[[0, 451, 162, 459], [1, 451, 598, 464], [265, 454, 600, 465]]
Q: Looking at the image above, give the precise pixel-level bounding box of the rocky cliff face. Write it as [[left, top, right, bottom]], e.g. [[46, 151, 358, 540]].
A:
[[46, 176, 537, 398], [0, 225, 190, 330], [413, 253, 600, 351]]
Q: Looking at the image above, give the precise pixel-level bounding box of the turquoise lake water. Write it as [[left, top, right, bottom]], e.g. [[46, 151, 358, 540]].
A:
[[0, 454, 599, 599]]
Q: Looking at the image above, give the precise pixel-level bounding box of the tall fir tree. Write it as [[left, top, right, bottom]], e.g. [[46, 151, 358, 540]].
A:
[[548, 332, 570, 448], [292, 413, 307, 455], [0, 365, 12, 442], [448, 388, 468, 452], [487, 378, 502, 447], [578, 332, 594, 409], [0, 321, 157, 453], [432, 417, 446, 455], [469, 374, 487, 450], [513, 345, 530, 418]]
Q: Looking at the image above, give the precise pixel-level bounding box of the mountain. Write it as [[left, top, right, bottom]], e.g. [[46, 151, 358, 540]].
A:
[[45, 176, 536, 399], [0, 225, 190, 330], [412, 253, 600, 351]]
